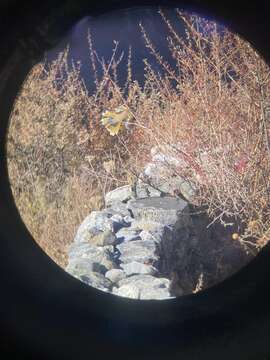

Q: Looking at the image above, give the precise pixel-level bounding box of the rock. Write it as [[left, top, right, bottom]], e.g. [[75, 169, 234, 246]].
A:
[[105, 269, 126, 283], [130, 220, 164, 233], [66, 258, 108, 276], [106, 201, 132, 218], [77, 271, 112, 291], [113, 284, 140, 299], [68, 243, 116, 272], [176, 179, 197, 203], [105, 185, 133, 207], [89, 229, 118, 247], [139, 229, 163, 243], [143, 162, 171, 180], [118, 275, 171, 300], [154, 176, 197, 203], [127, 197, 190, 226], [121, 261, 158, 276], [74, 211, 113, 243], [110, 213, 124, 224], [138, 143, 198, 202], [109, 214, 128, 232], [123, 215, 134, 224], [135, 180, 162, 198], [139, 286, 172, 300], [115, 227, 142, 243], [150, 143, 188, 169], [116, 239, 159, 264]]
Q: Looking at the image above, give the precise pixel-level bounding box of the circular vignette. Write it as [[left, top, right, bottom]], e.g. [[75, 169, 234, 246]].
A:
[[1, 1, 270, 360]]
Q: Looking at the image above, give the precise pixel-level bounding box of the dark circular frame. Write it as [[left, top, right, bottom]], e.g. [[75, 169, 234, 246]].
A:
[[1, 1, 270, 359]]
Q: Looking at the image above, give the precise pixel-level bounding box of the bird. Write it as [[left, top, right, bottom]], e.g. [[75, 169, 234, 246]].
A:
[[100, 105, 133, 136]]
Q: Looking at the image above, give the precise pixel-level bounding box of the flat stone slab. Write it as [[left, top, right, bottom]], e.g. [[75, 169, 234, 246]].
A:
[[121, 261, 158, 276], [118, 274, 172, 300], [68, 243, 116, 272], [130, 220, 164, 233], [127, 196, 190, 225], [105, 185, 133, 207], [78, 271, 112, 291], [106, 201, 131, 217], [105, 269, 126, 284], [113, 284, 140, 299], [116, 239, 159, 264], [66, 258, 109, 276], [74, 211, 113, 243], [88, 229, 118, 247]]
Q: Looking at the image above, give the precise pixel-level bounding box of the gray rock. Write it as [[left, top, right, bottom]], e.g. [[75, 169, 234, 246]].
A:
[[130, 220, 164, 233], [116, 239, 159, 264], [113, 284, 140, 299], [106, 201, 131, 217], [66, 258, 108, 276], [143, 162, 168, 179], [123, 215, 134, 224], [89, 229, 118, 247], [115, 227, 142, 243], [139, 229, 163, 243], [74, 211, 113, 243], [135, 180, 162, 199], [68, 243, 116, 272], [110, 214, 124, 224], [127, 197, 190, 226], [105, 269, 126, 283], [105, 185, 133, 207], [109, 214, 128, 232], [139, 286, 172, 300], [77, 271, 112, 291], [138, 144, 198, 202], [121, 261, 158, 276], [118, 275, 172, 300]]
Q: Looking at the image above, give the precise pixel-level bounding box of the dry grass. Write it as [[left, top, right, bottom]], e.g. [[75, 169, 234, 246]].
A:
[[133, 9, 270, 254], [6, 8, 270, 268]]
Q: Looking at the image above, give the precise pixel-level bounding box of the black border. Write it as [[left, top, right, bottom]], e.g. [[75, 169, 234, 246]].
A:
[[1, 1, 270, 359]]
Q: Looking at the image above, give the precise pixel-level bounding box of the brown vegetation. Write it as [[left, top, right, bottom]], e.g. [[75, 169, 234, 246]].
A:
[[7, 9, 270, 268]]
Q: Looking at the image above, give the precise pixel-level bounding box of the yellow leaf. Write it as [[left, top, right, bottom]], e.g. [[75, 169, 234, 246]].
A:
[[101, 105, 133, 136]]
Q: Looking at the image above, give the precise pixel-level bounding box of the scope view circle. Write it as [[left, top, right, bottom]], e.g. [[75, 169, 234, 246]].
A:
[[1, 1, 270, 360]]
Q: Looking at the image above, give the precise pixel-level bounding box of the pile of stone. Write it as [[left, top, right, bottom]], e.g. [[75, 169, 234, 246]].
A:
[[65, 145, 252, 300]]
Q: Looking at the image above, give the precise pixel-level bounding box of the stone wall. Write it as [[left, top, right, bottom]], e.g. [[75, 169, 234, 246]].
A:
[[65, 146, 253, 299]]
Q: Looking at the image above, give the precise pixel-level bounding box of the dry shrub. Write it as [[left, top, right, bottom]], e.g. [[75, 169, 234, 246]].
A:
[[7, 35, 147, 267], [7, 8, 270, 268], [134, 9, 270, 253], [39, 175, 104, 268]]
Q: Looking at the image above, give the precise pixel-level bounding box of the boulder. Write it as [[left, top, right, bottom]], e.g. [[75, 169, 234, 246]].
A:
[[78, 271, 112, 292], [121, 261, 158, 276], [106, 201, 131, 217], [116, 239, 159, 264], [105, 185, 134, 207], [74, 211, 113, 243], [127, 197, 190, 227], [137, 143, 197, 202], [105, 269, 126, 283], [89, 229, 118, 247], [68, 243, 116, 272], [66, 258, 108, 276], [118, 275, 172, 300], [113, 284, 140, 299]]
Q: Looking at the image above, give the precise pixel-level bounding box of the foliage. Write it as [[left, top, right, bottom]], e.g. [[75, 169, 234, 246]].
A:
[[7, 8, 270, 267]]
